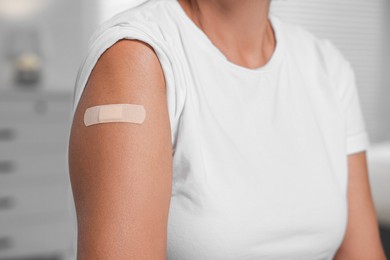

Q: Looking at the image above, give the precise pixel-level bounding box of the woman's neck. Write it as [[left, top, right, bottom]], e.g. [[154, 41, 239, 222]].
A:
[[177, 0, 275, 69]]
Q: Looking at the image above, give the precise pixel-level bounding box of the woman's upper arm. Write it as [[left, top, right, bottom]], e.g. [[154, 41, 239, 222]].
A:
[[68, 39, 173, 259]]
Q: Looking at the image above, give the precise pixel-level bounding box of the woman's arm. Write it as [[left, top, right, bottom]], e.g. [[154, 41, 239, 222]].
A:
[[334, 151, 387, 260], [68, 39, 173, 259]]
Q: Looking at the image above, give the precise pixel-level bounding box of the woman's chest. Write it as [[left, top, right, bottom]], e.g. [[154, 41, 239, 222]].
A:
[[168, 58, 349, 260], [177, 57, 347, 183]]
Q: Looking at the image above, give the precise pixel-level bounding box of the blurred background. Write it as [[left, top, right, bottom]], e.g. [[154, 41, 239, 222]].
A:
[[0, 0, 388, 259]]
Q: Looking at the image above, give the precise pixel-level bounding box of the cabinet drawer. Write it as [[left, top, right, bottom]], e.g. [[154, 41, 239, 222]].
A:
[[0, 154, 68, 186], [0, 184, 69, 222], [0, 220, 71, 258], [0, 142, 66, 157], [0, 100, 72, 124], [0, 123, 70, 144]]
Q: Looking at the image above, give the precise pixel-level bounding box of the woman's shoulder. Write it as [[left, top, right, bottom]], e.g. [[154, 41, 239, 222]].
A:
[[72, 0, 184, 144], [75, 0, 178, 97], [273, 14, 351, 78]]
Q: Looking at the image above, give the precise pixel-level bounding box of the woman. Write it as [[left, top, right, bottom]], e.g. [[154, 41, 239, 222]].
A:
[[68, 0, 386, 259]]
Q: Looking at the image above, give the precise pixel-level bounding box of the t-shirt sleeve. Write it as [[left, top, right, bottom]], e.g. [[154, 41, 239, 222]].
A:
[[340, 61, 371, 155], [71, 19, 185, 147], [324, 39, 371, 155]]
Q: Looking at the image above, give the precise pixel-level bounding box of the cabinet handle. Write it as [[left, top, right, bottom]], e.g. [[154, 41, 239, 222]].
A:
[[0, 236, 13, 251], [0, 128, 15, 141], [0, 161, 15, 174], [0, 196, 14, 210]]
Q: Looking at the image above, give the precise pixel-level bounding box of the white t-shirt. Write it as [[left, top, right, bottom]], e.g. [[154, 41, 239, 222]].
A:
[[68, 0, 371, 259]]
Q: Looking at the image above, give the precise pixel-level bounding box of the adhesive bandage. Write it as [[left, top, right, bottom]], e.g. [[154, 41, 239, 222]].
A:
[[84, 104, 146, 126]]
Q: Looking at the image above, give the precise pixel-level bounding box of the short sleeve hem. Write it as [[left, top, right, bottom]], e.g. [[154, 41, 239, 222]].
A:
[[346, 131, 370, 155]]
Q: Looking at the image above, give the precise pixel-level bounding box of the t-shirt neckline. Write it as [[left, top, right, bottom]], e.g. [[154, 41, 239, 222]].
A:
[[171, 0, 285, 75]]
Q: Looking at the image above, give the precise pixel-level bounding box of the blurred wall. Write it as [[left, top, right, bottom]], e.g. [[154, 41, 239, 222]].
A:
[[379, 0, 390, 140], [99, 0, 146, 23]]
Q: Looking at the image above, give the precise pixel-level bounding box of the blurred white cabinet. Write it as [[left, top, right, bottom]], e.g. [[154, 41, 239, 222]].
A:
[[0, 90, 73, 259]]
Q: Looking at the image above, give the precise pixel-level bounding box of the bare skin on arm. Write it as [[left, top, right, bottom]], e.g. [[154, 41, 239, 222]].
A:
[[68, 39, 173, 259], [334, 151, 387, 260]]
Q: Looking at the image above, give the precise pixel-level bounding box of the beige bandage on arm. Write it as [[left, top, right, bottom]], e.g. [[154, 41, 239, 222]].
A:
[[84, 104, 146, 126]]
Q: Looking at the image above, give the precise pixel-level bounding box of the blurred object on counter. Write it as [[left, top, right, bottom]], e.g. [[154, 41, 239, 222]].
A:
[[0, 0, 52, 90], [14, 52, 42, 86], [3, 26, 43, 88], [0, 0, 85, 91]]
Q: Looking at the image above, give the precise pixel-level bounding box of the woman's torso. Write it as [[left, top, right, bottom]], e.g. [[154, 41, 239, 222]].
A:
[[71, 0, 352, 259]]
